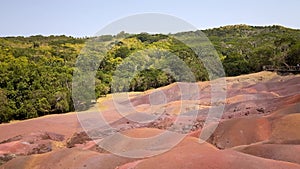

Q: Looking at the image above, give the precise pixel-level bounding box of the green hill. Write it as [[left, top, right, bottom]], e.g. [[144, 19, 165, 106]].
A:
[[0, 25, 299, 123]]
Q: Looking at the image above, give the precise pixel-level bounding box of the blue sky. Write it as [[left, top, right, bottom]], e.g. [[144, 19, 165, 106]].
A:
[[1, 0, 299, 37]]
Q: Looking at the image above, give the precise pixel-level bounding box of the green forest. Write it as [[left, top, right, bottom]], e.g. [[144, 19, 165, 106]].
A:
[[0, 25, 300, 123]]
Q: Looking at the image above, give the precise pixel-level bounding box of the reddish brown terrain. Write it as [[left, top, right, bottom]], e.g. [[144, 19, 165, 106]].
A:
[[1, 71, 300, 169]]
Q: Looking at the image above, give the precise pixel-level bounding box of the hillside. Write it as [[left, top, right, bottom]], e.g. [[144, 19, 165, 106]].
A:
[[0, 72, 300, 168], [0, 25, 300, 123]]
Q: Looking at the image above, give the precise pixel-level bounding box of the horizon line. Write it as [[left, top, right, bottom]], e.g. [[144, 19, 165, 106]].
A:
[[1, 24, 299, 38]]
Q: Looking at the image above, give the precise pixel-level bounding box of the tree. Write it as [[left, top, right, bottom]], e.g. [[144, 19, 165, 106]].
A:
[[223, 55, 250, 76], [0, 90, 13, 123], [286, 42, 300, 65]]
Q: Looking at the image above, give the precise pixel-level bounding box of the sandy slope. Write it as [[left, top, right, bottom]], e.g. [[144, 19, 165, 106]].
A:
[[1, 71, 300, 168]]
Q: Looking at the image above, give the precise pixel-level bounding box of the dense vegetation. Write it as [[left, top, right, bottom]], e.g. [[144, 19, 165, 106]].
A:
[[0, 36, 84, 122], [203, 25, 300, 75], [0, 25, 300, 123]]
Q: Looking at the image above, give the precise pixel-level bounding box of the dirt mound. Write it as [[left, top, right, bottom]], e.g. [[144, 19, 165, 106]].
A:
[[1, 148, 135, 169], [234, 144, 300, 164], [207, 103, 300, 149], [207, 116, 271, 149], [0, 131, 65, 165], [268, 113, 300, 144], [0, 113, 79, 142], [118, 133, 300, 169]]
